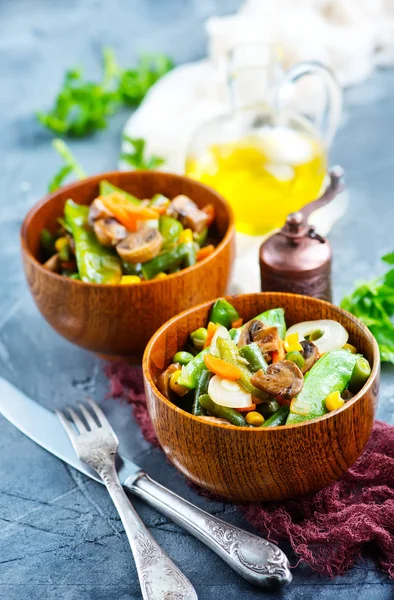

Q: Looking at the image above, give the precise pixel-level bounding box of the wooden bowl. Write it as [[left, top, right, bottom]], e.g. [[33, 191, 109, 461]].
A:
[[21, 171, 235, 360], [143, 292, 380, 502]]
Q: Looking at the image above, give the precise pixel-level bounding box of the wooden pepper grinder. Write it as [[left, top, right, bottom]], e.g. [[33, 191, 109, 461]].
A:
[[259, 166, 344, 302]]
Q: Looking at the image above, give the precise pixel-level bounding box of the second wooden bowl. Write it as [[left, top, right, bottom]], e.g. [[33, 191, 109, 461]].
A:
[[21, 171, 235, 360], [143, 292, 380, 502]]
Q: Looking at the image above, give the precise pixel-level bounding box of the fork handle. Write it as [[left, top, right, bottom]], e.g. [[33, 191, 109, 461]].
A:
[[126, 473, 292, 588], [99, 462, 197, 600]]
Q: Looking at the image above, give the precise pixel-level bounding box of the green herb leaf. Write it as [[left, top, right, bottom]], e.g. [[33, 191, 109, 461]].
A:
[[37, 48, 173, 138], [48, 139, 87, 192], [118, 54, 173, 106], [121, 135, 165, 170], [341, 253, 394, 363]]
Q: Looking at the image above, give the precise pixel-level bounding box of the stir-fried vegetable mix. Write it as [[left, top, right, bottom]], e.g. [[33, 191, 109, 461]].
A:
[[158, 299, 373, 427], [40, 182, 217, 283]]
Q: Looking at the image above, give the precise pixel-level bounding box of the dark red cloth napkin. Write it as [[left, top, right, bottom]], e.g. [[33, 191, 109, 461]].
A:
[[105, 362, 394, 578]]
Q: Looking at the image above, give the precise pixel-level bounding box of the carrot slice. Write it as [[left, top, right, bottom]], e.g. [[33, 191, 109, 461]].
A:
[[231, 318, 243, 328], [202, 203, 215, 226], [272, 341, 285, 363], [203, 322, 219, 349], [236, 404, 256, 412], [197, 245, 215, 262], [99, 192, 159, 231], [204, 354, 242, 380], [275, 395, 291, 407]]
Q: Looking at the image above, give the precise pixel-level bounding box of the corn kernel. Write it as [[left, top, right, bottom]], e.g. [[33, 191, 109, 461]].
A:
[[325, 390, 345, 412], [169, 369, 189, 396], [120, 275, 141, 285], [55, 236, 69, 252], [245, 411, 265, 426], [284, 332, 303, 353], [154, 272, 168, 280], [179, 228, 193, 244], [343, 343, 357, 354]]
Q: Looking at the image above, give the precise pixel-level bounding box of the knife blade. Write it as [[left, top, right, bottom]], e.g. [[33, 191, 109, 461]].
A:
[[0, 376, 292, 588]]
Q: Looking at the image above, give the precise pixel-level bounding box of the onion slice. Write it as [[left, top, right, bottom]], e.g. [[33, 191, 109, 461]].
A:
[[286, 320, 348, 354], [208, 375, 253, 409]]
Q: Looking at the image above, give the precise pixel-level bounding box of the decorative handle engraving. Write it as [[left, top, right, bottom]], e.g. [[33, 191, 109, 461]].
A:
[[204, 518, 292, 585], [97, 463, 197, 600]]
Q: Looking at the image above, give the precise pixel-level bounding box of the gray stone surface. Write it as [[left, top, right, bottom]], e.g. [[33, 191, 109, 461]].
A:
[[1, 0, 394, 598]]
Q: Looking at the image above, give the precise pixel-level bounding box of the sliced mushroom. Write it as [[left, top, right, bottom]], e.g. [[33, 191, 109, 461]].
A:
[[251, 360, 304, 400], [300, 340, 319, 374], [238, 320, 280, 355], [93, 218, 127, 247], [43, 253, 61, 273], [167, 195, 209, 233], [89, 198, 114, 225], [157, 363, 180, 399], [199, 416, 235, 426], [117, 227, 163, 264], [341, 389, 354, 401]]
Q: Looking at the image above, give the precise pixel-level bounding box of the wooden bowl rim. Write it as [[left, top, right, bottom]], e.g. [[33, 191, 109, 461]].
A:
[[143, 292, 380, 431], [20, 170, 235, 289]]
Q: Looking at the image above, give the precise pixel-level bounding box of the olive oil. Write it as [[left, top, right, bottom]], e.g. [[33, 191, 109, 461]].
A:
[[186, 127, 326, 236]]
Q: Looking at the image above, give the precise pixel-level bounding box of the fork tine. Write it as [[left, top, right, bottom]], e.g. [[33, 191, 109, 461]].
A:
[[78, 403, 98, 430], [55, 409, 77, 442], [86, 398, 112, 429], [67, 406, 88, 434]]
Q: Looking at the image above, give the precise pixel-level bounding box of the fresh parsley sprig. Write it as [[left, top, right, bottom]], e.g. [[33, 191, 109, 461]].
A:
[[37, 48, 173, 138], [341, 252, 394, 363], [121, 135, 165, 170]]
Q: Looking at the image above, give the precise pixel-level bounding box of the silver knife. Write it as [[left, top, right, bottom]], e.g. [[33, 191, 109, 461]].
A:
[[0, 377, 292, 588]]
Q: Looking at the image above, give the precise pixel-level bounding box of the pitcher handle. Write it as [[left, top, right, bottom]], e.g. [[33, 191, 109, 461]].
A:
[[277, 61, 342, 148]]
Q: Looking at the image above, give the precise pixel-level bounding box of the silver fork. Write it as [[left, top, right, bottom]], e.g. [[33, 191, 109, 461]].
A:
[[56, 399, 197, 600]]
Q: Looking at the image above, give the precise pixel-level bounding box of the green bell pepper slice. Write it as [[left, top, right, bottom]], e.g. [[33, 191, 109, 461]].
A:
[[64, 200, 122, 284], [209, 298, 240, 329]]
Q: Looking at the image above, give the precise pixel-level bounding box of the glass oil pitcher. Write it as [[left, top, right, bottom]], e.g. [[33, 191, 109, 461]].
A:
[[185, 45, 342, 236]]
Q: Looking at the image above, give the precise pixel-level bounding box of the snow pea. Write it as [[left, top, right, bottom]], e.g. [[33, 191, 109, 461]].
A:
[[209, 298, 240, 329], [64, 200, 122, 284], [159, 215, 183, 249], [286, 349, 358, 425], [177, 347, 211, 389], [141, 243, 189, 280], [251, 308, 287, 339], [99, 180, 141, 205]]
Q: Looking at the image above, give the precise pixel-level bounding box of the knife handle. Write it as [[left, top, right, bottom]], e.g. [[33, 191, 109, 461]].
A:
[[126, 473, 292, 588]]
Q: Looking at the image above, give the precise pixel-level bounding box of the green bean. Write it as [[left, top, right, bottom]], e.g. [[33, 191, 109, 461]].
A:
[[239, 343, 268, 372], [40, 229, 56, 256], [348, 356, 371, 393], [193, 227, 208, 247], [199, 395, 246, 426], [193, 371, 211, 416], [141, 243, 189, 280], [256, 400, 280, 418], [261, 406, 290, 427], [216, 338, 269, 401]]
